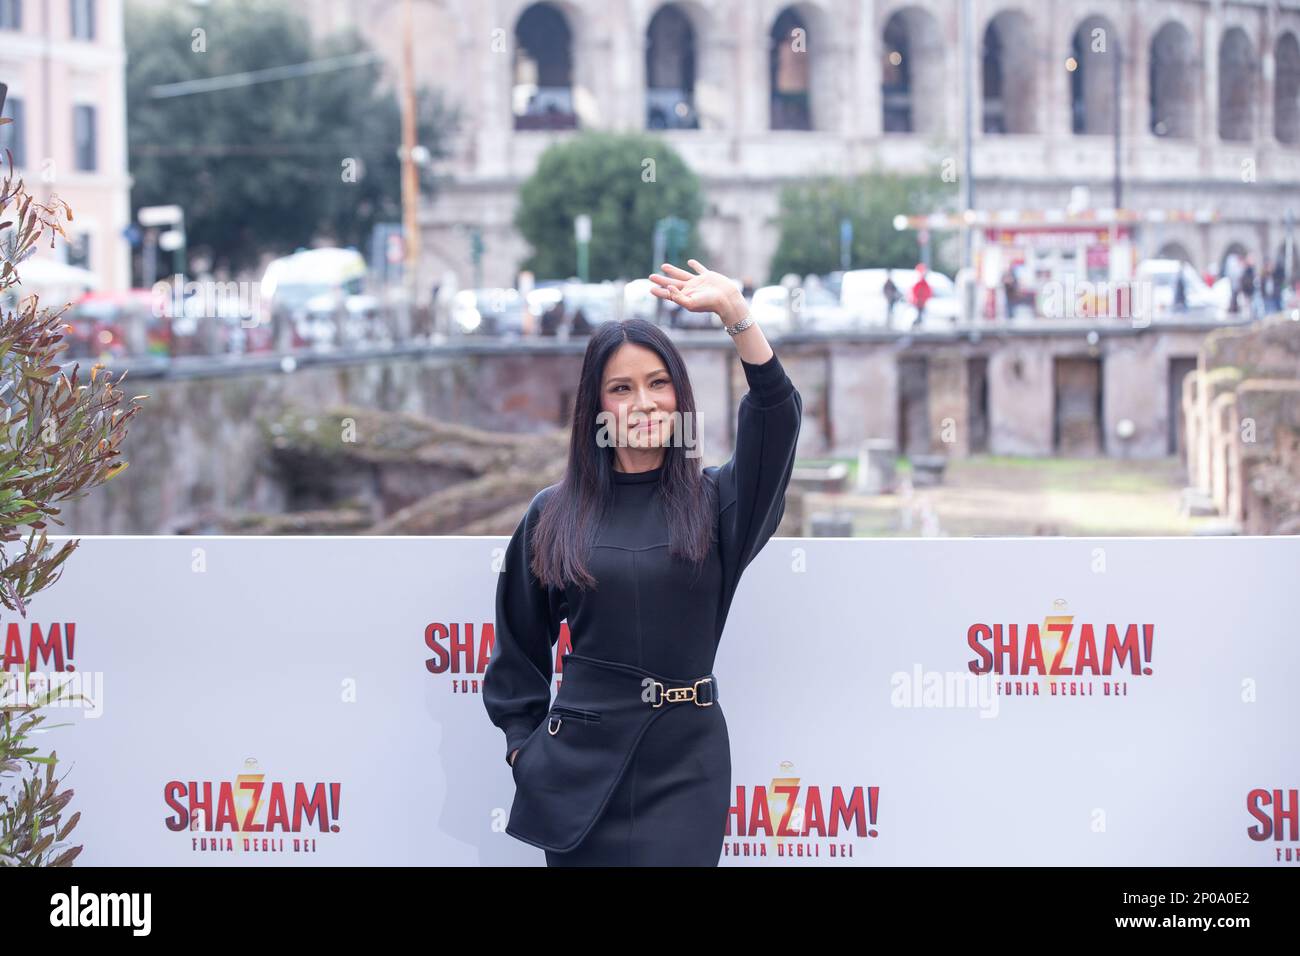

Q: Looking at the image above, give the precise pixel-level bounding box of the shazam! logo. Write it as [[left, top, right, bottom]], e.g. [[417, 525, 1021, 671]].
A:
[[163, 758, 343, 855], [722, 760, 879, 863], [1, 620, 104, 717], [1246, 788, 1300, 863], [965, 600, 1155, 699], [427, 619, 573, 695]]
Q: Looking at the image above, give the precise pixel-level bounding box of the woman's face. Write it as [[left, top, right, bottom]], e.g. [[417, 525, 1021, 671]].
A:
[[599, 342, 678, 457]]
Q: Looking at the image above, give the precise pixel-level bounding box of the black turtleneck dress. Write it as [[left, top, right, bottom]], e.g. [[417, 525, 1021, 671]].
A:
[[484, 351, 802, 866]]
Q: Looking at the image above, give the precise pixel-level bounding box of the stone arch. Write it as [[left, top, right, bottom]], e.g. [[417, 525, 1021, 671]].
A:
[[1149, 21, 1195, 138], [880, 6, 946, 135], [1275, 31, 1300, 144], [1156, 241, 1195, 265], [1070, 14, 1119, 134], [644, 3, 699, 129], [1218, 26, 1256, 142], [1219, 239, 1251, 279], [512, 2, 578, 130], [767, 3, 837, 133], [769, 4, 823, 130], [982, 9, 1037, 134]]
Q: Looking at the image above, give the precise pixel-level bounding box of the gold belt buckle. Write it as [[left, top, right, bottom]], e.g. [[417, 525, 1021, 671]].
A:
[[650, 677, 714, 707]]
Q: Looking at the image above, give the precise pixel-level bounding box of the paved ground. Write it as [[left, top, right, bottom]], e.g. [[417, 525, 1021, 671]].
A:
[[797, 455, 1229, 537]]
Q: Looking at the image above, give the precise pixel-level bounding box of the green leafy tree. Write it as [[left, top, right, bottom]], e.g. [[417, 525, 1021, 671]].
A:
[[0, 145, 143, 865], [768, 170, 959, 282], [318, 82, 452, 253], [126, 0, 455, 273], [515, 132, 705, 281]]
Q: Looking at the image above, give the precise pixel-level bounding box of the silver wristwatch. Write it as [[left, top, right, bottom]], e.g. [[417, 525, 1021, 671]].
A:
[[725, 314, 755, 336]]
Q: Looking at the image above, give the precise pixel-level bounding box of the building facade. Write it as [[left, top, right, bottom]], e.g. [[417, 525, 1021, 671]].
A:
[[303, 0, 1300, 292], [0, 0, 131, 292]]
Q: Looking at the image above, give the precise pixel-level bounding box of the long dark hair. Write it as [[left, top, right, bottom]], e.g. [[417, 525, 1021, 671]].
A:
[[531, 318, 718, 591]]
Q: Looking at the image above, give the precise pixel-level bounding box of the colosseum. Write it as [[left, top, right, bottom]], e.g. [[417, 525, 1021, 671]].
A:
[[309, 0, 1300, 286]]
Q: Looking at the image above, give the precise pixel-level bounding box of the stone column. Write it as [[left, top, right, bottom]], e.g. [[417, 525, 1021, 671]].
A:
[[1201, 1, 1220, 172], [1260, 4, 1276, 148], [696, 21, 738, 135], [1044, 0, 1067, 162], [856, 0, 878, 140], [830, 345, 898, 459], [609, 5, 640, 133], [1122, 1, 1143, 192], [928, 353, 971, 458], [572, 13, 614, 129], [815, 29, 852, 136], [741, 2, 767, 137]]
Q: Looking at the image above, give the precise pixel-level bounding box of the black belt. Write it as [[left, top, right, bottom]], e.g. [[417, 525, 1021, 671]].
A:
[[548, 664, 718, 734], [506, 652, 722, 854], [648, 673, 717, 707]]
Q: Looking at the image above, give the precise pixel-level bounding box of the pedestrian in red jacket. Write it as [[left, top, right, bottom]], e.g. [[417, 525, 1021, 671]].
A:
[[910, 264, 933, 328]]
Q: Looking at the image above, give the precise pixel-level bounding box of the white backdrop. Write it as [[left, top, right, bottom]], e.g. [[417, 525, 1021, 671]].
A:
[[5, 534, 1296, 866]]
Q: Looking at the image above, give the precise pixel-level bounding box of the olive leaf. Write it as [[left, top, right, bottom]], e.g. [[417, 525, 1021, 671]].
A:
[[0, 151, 145, 866]]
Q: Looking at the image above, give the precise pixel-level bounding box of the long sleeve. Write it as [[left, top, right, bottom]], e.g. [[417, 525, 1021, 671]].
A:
[[482, 490, 567, 766], [709, 351, 803, 601]]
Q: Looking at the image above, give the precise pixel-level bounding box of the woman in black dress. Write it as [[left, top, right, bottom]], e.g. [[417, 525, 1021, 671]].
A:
[[483, 258, 802, 866]]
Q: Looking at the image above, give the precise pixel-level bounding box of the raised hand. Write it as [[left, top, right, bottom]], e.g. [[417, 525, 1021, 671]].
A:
[[648, 259, 746, 326]]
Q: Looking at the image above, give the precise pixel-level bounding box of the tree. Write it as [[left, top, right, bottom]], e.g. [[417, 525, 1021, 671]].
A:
[[0, 140, 143, 864], [318, 82, 451, 254], [768, 170, 959, 282], [126, 0, 456, 274], [514, 132, 705, 281]]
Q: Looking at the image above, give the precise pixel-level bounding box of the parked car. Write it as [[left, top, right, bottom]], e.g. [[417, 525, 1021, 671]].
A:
[[792, 280, 859, 331], [622, 278, 659, 322], [452, 288, 529, 336], [261, 247, 371, 347], [65, 290, 173, 360], [907, 269, 961, 327], [840, 268, 898, 327], [820, 271, 845, 300], [526, 282, 565, 335], [751, 282, 856, 333], [560, 281, 621, 334], [298, 291, 387, 347], [1134, 258, 1221, 318], [621, 277, 690, 327], [841, 267, 960, 328], [749, 285, 796, 335]]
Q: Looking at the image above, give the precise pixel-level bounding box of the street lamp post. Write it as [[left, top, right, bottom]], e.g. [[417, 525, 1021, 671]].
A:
[[399, 0, 420, 341], [961, 0, 976, 323], [1113, 42, 1122, 209]]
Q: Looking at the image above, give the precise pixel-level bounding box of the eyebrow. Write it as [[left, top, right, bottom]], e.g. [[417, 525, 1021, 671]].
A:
[[604, 368, 669, 384]]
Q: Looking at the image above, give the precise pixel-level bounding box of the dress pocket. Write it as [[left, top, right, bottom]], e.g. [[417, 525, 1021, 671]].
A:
[[510, 723, 545, 783], [548, 705, 603, 730], [505, 696, 660, 852]]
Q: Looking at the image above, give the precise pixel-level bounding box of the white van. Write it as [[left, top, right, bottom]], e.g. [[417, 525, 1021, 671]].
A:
[[841, 267, 959, 328], [260, 247, 376, 346]]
